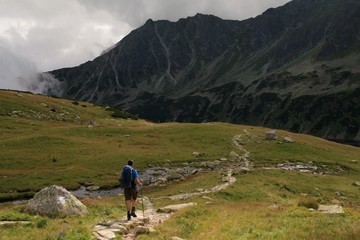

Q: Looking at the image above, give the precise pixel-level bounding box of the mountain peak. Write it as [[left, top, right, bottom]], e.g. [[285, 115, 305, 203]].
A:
[[49, 0, 360, 146], [143, 18, 155, 27], [192, 13, 221, 21], [194, 13, 214, 18]]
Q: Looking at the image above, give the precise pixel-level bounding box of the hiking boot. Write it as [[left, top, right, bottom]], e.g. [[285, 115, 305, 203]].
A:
[[131, 208, 137, 217], [127, 212, 131, 221]]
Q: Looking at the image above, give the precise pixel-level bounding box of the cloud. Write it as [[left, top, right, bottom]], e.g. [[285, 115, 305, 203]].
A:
[[0, 45, 38, 91], [0, 0, 290, 92], [79, 0, 291, 27], [0, 0, 132, 91], [0, 0, 132, 71]]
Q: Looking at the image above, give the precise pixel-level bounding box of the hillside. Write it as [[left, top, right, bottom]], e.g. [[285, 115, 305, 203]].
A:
[[45, 0, 360, 145], [1, 90, 360, 239]]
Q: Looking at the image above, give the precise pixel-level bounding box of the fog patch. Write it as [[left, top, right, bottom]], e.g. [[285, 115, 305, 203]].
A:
[[0, 46, 37, 91], [0, 46, 62, 95], [25, 73, 64, 96]]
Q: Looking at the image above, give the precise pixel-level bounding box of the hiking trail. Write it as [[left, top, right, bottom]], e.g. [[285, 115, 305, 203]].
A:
[[92, 133, 251, 239]]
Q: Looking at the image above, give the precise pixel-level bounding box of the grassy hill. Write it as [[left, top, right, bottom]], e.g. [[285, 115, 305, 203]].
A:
[[1, 89, 360, 239]]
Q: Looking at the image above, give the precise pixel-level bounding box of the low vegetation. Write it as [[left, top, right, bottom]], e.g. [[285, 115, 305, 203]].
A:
[[1, 90, 360, 239]]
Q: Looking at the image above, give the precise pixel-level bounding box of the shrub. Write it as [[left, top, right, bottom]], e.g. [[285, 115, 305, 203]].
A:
[[36, 218, 48, 228], [298, 199, 319, 210], [105, 106, 138, 120]]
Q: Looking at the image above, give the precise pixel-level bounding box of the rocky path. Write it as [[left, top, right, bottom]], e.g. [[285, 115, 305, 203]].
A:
[[92, 133, 252, 240], [167, 171, 236, 201], [92, 130, 349, 239], [92, 170, 236, 240]]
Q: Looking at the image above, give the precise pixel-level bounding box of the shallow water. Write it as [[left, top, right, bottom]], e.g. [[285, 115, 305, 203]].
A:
[[71, 186, 123, 198]]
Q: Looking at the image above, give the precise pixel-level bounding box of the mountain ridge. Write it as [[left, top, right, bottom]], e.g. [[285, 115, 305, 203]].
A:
[[45, 0, 360, 145]]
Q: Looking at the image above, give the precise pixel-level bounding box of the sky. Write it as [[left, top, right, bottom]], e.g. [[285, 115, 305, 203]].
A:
[[0, 0, 291, 92]]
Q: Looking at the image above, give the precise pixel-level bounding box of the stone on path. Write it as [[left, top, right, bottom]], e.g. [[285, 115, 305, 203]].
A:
[[228, 151, 240, 160], [24, 185, 88, 217], [109, 223, 128, 234], [94, 229, 116, 239], [94, 225, 108, 231]]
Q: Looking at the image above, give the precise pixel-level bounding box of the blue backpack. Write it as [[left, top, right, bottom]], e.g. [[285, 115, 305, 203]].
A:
[[120, 165, 133, 188]]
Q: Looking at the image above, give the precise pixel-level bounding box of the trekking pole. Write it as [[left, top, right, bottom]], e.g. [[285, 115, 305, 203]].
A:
[[140, 187, 145, 225]]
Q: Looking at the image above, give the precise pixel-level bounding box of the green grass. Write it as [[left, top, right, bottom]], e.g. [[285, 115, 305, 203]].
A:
[[140, 170, 360, 240], [1, 89, 360, 239], [0, 196, 125, 240]]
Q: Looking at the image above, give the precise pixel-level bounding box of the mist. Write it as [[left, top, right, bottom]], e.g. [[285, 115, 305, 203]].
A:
[[0, 46, 39, 92]]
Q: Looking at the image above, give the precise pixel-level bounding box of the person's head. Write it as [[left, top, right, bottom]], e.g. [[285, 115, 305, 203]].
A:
[[128, 160, 134, 166]]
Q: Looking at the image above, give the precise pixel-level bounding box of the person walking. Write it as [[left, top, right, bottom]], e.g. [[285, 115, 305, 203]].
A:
[[120, 160, 142, 221]]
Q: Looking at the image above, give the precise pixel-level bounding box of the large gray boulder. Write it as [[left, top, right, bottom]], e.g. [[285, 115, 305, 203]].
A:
[[24, 185, 88, 217], [318, 205, 344, 214], [265, 130, 278, 140]]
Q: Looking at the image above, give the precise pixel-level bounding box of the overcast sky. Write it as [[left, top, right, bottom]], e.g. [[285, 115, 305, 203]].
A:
[[0, 0, 291, 91]]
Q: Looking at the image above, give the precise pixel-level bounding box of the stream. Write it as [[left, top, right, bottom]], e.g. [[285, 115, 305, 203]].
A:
[[71, 157, 251, 200]]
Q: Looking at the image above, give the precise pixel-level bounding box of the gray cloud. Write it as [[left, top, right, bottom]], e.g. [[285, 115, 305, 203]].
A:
[[0, 44, 38, 91], [79, 0, 291, 27], [0, 0, 290, 92]]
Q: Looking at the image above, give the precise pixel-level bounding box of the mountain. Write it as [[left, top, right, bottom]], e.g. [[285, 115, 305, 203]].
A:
[[45, 0, 360, 145]]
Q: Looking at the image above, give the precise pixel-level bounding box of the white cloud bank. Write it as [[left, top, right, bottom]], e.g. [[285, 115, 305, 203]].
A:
[[0, 0, 290, 92]]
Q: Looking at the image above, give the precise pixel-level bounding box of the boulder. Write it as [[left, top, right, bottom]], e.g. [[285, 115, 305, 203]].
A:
[[192, 152, 204, 157], [352, 181, 360, 187], [82, 181, 94, 187], [109, 223, 128, 234], [0, 221, 31, 227], [228, 151, 240, 160], [158, 177, 168, 183], [191, 169, 199, 174], [265, 130, 278, 140], [167, 171, 182, 181], [157, 203, 197, 213], [318, 205, 344, 214], [134, 226, 155, 235], [93, 225, 107, 231], [239, 167, 251, 173], [95, 229, 116, 239], [206, 162, 215, 169], [86, 186, 100, 191], [284, 137, 295, 143], [24, 185, 88, 217]]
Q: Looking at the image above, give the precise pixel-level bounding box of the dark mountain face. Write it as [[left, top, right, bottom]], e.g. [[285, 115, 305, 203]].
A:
[[47, 0, 360, 145]]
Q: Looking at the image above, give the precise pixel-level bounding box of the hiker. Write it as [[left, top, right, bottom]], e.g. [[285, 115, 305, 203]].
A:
[[120, 160, 143, 221]]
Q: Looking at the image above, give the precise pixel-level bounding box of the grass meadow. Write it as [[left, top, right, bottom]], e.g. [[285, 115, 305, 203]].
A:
[[1, 90, 360, 239]]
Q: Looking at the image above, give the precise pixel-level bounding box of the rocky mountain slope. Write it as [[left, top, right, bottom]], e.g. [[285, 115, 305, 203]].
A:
[[46, 0, 360, 145]]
